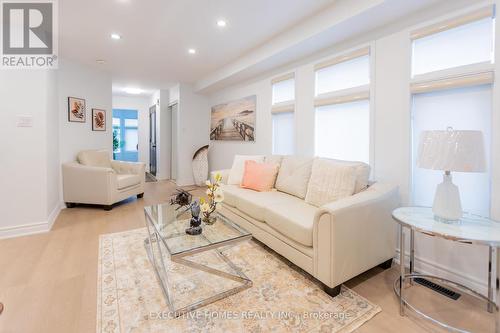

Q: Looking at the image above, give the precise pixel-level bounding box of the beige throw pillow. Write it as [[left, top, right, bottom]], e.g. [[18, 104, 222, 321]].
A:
[[275, 156, 313, 199], [227, 155, 265, 185], [305, 159, 357, 207]]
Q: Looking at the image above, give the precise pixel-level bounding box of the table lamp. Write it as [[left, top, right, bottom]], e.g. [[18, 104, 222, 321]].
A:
[[417, 129, 486, 222]]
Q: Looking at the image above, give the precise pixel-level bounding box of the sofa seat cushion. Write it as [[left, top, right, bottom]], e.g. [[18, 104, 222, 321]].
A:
[[116, 174, 141, 190], [221, 184, 247, 208], [264, 201, 317, 247], [236, 190, 297, 222]]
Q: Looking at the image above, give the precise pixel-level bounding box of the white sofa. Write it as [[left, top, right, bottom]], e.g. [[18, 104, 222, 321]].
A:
[[212, 155, 399, 296], [62, 150, 145, 210]]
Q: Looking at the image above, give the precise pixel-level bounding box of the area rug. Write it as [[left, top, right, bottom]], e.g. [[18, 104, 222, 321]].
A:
[[97, 228, 381, 333]]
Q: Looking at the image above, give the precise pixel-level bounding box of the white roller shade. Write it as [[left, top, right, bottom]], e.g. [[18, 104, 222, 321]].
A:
[[411, 6, 495, 40], [411, 72, 494, 94], [314, 47, 370, 71], [271, 101, 295, 114]]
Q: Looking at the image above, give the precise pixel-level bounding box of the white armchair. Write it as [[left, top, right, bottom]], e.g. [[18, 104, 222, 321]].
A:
[[62, 150, 145, 210]]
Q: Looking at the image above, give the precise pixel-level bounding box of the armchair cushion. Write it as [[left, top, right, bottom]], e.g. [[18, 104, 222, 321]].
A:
[[116, 174, 141, 190], [77, 150, 111, 168]]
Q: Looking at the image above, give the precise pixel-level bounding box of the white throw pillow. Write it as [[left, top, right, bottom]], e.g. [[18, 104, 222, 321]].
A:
[[324, 158, 370, 193], [305, 158, 357, 207], [275, 156, 313, 199], [227, 155, 265, 185]]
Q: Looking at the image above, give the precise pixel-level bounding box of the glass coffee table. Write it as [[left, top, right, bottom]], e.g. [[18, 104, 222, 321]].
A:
[[143, 202, 252, 317]]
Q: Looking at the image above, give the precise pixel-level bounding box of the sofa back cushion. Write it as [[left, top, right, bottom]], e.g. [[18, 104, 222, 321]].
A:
[[275, 156, 313, 199], [322, 158, 370, 193], [77, 150, 111, 168], [305, 159, 357, 207], [241, 160, 280, 192], [264, 155, 283, 167], [227, 155, 265, 185]]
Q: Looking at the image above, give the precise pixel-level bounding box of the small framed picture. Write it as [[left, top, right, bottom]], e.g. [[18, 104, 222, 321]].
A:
[[68, 97, 86, 122], [92, 109, 106, 131]]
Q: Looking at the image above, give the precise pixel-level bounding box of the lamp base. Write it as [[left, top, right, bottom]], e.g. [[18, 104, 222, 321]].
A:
[[432, 171, 462, 222]]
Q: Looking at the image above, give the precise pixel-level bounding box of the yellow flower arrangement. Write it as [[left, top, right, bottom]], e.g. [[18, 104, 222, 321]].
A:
[[200, 173, 224, 225]]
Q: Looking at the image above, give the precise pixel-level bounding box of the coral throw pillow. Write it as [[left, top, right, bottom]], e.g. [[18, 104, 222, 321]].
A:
[[240, 160, 280, 192]]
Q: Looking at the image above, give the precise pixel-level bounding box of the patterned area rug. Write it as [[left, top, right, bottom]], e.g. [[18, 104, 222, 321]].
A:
[[97, 228, 381, 333]]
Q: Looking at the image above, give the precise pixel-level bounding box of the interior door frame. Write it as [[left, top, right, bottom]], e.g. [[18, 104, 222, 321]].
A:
[[149, 105, 157, 176]]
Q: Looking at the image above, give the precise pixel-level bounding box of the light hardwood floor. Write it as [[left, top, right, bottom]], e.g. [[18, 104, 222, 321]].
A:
[[0, 181, 495, 333]]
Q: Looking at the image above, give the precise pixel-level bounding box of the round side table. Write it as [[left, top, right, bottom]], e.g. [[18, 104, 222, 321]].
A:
[[392, 207, 500, 333]]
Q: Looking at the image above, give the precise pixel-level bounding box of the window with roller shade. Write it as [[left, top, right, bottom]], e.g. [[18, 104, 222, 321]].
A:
[[313, 47, 371, 163], [410, 7, 494, 215], [271, 74, 295, 155]]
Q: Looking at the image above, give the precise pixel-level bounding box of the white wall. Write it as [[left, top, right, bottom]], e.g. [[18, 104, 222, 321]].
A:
[[0, 70, 60, 238], [112, 95, 151, 169], [58, 60, 112, 163], [206, 1, 498, 295], [175, 84, 210, 186], [149, 89, 171, 180]]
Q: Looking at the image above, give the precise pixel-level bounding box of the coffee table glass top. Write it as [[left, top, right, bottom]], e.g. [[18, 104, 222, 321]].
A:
[[144, 202, 251, 256]]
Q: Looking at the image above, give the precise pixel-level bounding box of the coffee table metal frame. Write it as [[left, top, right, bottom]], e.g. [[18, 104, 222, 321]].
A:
[[144, 208, 252, 317], [393, 207, 500, 333]]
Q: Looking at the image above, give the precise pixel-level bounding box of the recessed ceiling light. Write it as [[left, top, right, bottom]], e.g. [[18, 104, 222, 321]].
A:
[[124, 88, 143, 95], [188, 48, 196, 54], [111, 33, 121, 40], [216, 19, 227, 27], [96, 59, 106, 64]]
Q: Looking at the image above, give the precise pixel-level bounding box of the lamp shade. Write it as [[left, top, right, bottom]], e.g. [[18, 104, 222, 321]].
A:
[[417, 130, 486, 172]]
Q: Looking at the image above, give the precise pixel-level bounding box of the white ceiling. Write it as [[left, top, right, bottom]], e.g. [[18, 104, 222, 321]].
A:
[[59, 0, 335, 95]]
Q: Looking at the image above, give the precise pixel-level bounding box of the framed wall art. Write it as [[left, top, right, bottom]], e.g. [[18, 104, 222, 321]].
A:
[[92, 109, 106, 131], [68, 97, 86, 122]]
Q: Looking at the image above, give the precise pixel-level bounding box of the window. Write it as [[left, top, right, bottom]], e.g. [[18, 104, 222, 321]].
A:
[[272, 112, 295, 155], [313, 47, 371, 163], [271, 73, 295, 155], [412, 85, 491, 216], [410, 7, 494, 216], [411, 8, 494, 76], [272, 78, 295, 104], [315, 55, 370, 95], [315, 100, 370, 163]]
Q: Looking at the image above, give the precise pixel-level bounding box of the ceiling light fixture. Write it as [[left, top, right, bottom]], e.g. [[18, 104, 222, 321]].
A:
[[111, 33, 121, 40], [96, 59, 106, 64], [124, 88, 143, 95], [188, 48, 196, 54], [216, 19, 227, 27]]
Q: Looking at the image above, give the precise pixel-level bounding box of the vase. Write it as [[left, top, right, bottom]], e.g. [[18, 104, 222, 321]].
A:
[[203, 213, 217, 225], [192, 145, 209, 186]]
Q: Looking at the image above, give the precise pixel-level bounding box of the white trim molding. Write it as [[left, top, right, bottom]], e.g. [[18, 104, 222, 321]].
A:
[[0, 202, 63, 239]]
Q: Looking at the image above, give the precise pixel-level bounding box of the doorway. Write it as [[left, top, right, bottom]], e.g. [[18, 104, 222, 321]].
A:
[[112, 109, 138, 162], [149, 105, 157, 176], [169, 103, 178, 181]]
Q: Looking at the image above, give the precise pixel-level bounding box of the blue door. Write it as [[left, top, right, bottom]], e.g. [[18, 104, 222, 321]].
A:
[[112, 109, 138, 162]]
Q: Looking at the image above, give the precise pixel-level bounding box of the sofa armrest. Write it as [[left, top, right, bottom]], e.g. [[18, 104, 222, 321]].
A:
[[111, 160, 146, 176], [313, 182, 400, 287], [210, 169, 231, 184], [62, 162, 117, 205]]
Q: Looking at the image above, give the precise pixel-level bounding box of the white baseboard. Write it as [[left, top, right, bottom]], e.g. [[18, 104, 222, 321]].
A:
[[0, 202, 63, 240], [394, 248, 489, 297]]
